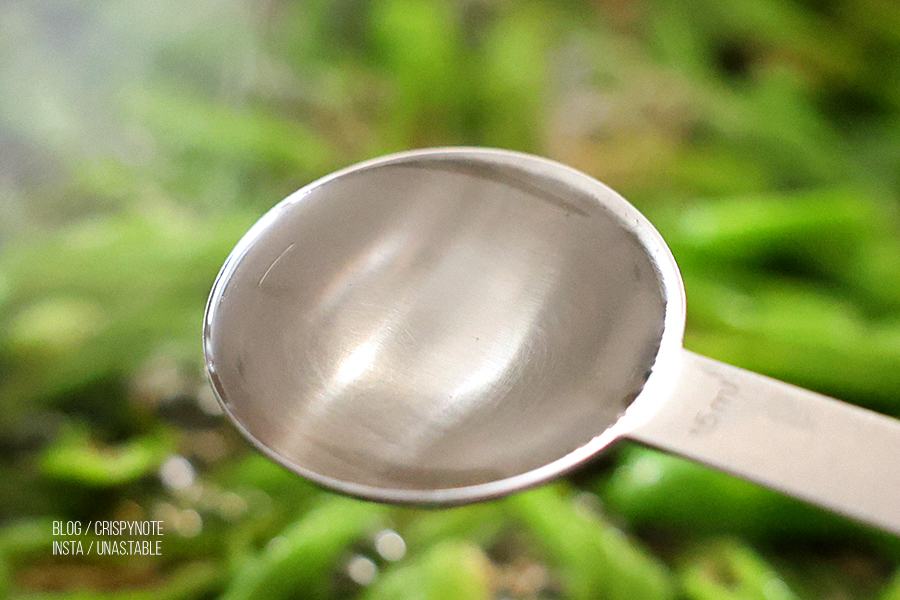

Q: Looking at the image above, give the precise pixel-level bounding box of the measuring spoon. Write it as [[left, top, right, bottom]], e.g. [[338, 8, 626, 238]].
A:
[[203, 148, 900, 535]]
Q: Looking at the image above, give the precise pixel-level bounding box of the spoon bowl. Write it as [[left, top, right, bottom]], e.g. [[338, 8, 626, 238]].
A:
[[204, 148, 682, 501]]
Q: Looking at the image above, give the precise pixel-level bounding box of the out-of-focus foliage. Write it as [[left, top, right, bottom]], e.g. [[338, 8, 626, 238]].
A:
[[1, 0, 900, 598]]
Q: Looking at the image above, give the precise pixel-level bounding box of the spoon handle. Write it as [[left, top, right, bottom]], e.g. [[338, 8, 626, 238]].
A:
[[628, 349, 900, 536]]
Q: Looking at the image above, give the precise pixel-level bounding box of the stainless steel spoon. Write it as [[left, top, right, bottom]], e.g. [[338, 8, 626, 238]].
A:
[[203, 148, 900, 535]]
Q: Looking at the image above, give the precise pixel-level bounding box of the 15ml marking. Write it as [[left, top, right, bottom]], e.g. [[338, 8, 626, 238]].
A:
[[689, 376, 739, 436]]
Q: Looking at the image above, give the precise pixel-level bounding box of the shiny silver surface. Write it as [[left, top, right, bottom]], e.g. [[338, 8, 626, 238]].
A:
[[205, 148, 900, 535], [204, 148, 682, 502]]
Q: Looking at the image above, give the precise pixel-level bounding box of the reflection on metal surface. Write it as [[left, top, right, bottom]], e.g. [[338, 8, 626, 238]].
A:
[[204, 149, 671, 501]]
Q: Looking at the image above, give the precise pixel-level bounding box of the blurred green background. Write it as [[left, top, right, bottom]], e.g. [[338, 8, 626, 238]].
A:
[[2, 0, 900, 598]]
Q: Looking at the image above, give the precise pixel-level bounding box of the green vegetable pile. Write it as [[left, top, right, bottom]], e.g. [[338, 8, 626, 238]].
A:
[[1, 0, 899, 598]]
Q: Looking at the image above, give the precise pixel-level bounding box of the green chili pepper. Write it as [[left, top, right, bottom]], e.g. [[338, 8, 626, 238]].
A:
[[880, 569, 900, 600], [0, 519, 55, 554], [0, 519, 56, 598], [682, 274, 900, 415], [222, 495, 387, 600], [38, 425, 174, 487], [477, 4, 548, 151], [369, 0, 465, 148], [213, 452, 320, 507], [211, 452, 325, 571], [603, 446, 831, 536], [130, 90, 336, 178], [0, 210, 255, 430], [678, 538, 801, 600], [601, 445, 900, 556], [7, 561, 222, 600], [655, 187, 884, 262], [506, 485, 675, 600], [652, 186, 900, 313], [398, 503, 508, 550], [361, 540, 492, 600], [839, 236, 900, 312]]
